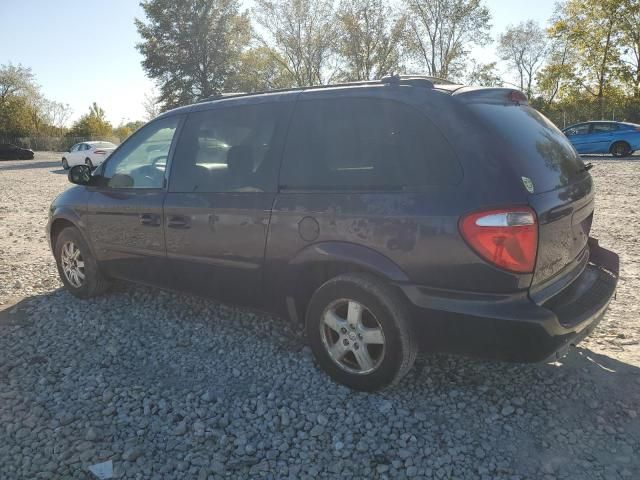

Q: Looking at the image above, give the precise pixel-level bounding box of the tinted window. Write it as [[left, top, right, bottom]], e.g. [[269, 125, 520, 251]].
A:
[[565, 124, 590, 136], [280, 97, 461, 190], [102, 116, 179, 189], [170, 103, 285, 193], [471, 104, 585, 193], [592, 123, 618, 133]]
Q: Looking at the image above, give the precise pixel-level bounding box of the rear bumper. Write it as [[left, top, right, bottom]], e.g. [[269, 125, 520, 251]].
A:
[[399, 238, 619, 363]]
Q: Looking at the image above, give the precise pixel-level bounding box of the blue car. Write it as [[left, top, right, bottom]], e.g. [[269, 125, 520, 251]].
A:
[[562, 121, 640, 157]]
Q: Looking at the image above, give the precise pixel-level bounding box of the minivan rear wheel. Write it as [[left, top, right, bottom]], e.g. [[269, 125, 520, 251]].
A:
[[54, 227, 110, 298], [306, 273, 417, 391]]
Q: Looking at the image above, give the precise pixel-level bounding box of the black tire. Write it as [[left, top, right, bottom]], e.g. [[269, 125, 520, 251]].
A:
[[611, 141, 631, 158], [85, 158, 94, 168], [305, 272, 417, 391], [54, 227, 110, 299], [62, 158, 69, 170]]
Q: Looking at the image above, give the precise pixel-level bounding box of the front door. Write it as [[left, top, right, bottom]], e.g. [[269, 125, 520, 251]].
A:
[[164, 100, 292, 306], [564, 123, 591, 153], [86, 115, 182, 286]]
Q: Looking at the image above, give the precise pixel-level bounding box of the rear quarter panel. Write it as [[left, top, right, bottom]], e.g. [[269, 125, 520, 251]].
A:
[[263, 87, 538, 310]]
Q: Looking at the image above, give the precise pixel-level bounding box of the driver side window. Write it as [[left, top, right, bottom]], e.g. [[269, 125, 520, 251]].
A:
[[102, 116, 180, 189]]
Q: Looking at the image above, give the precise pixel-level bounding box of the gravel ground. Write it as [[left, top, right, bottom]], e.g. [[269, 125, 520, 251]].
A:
[[1, 152, 639, 480]]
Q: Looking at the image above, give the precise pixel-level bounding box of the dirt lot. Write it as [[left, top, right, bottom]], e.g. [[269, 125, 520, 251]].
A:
[[0, 152, 639, 479]]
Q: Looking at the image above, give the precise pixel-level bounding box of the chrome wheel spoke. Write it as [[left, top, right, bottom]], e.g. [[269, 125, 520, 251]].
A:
[[76, 260, 84, 269], [328, 341, 347, 361], [360, 327, 384, 345], [323, 310, 346, 334], [76, 269, 85, 280], [347, 301, 363, 329], [352, 345, 375, 371]]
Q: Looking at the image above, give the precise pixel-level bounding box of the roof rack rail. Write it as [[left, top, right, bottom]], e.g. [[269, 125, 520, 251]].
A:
[[194, 74, 452, 105]]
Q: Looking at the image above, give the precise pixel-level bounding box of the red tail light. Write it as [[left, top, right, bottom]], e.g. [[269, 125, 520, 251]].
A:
[[94, 150, 106, 155], [459, 207, 538, 273]]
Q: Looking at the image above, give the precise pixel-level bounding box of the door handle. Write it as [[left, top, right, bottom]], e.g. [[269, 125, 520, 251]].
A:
[[167, 215, 191, 229], [139, 213, 160, 226]]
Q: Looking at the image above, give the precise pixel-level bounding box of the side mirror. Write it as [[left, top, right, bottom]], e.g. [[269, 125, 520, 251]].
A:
[[68, 164, 92, 185]]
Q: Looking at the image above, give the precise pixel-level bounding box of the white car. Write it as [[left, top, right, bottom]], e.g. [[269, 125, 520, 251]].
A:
[[61, 141, 117, 169]]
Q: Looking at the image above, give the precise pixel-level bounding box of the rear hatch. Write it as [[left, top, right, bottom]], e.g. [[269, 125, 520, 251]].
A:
[[462, 90, 593, 299]]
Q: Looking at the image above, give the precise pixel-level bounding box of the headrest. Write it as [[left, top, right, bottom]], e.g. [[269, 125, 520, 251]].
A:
[[226, 145, 253, 177]]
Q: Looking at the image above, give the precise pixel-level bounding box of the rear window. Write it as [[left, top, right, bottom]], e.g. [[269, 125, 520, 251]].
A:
[[94, 142, 117, 148], [280, 97, 461, 190], [470, 104, 585, 193]]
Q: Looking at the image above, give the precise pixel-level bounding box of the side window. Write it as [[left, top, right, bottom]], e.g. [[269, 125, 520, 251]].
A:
[[70, 144, 79, 152], [280, 97, 461, 190], [566, 124, 590, 136], [102, 116, 180, 189], [169, 102, 285, 193], [592, 123, 618, 133]]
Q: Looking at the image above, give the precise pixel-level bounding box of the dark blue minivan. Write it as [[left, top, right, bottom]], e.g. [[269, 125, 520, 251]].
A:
[[48, 76, 619, 391]]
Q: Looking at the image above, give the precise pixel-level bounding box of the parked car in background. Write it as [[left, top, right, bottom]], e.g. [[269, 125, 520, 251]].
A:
[[562, 121, 640, 157], [61, 141, 117, 169], [48, 76, 619, 391], [0, 143, 34, 160]]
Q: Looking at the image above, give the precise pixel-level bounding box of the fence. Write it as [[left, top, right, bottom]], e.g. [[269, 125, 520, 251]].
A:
[[0, 136, 121, 152]]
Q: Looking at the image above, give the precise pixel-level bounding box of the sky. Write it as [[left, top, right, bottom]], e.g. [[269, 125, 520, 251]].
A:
[[0, 0, 558, 126]]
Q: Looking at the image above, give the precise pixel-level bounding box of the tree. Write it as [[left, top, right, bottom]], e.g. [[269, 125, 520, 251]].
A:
[[403, 0, 491, 81], [335, 0, 406, 81], [619, 0, 640, 98], [229, 46, 295, 92], [0, 96, 36, 137], [549, 0, 623, 118], [114, 120, 145, 140], [0, 63, 37, 105], [67, 103, 113, 139], [142, 90, 161, 121], [253, 0, 337, 86], [498, 20, 547, 97], [136, 0, 252, 109], [535, 37, 575, 106], [466, 60, 502, 87]]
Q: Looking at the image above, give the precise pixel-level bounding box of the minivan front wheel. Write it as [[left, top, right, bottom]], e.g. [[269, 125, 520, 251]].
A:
[[54, 227, 110, 298], [306, 273, 417, 391]]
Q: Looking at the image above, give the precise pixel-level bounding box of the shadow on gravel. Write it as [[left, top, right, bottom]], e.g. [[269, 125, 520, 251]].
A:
[[581, 154, 639, 161], [0, 160, 61, 171]]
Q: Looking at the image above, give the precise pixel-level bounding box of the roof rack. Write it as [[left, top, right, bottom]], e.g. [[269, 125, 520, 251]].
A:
[[195, 74, 447, 104]]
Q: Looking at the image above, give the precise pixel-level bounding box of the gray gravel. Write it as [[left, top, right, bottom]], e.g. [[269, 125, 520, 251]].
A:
[[1, 153, 639, 479]]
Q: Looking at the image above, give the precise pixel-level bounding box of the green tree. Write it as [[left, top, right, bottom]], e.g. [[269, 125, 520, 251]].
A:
[[335, 0, 406, 81], [113, 120, 145, 141], [549, 0, 623, 118], [0, 63, 37, 105], [136, 0, 252, 109], [67, 103, 113, 139], [0, 96, 36, 137], [498, 20, 547, 97], [254, 0, 337, 86], [403, 0, 492, 81], [229, 46, 295, 92], [466, 60, 503, 87], [619, 0, 640, 98]]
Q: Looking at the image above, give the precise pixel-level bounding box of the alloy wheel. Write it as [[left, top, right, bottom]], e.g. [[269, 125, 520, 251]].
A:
[[320, 299, 385, 374], [60, 241, 85, 288]]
